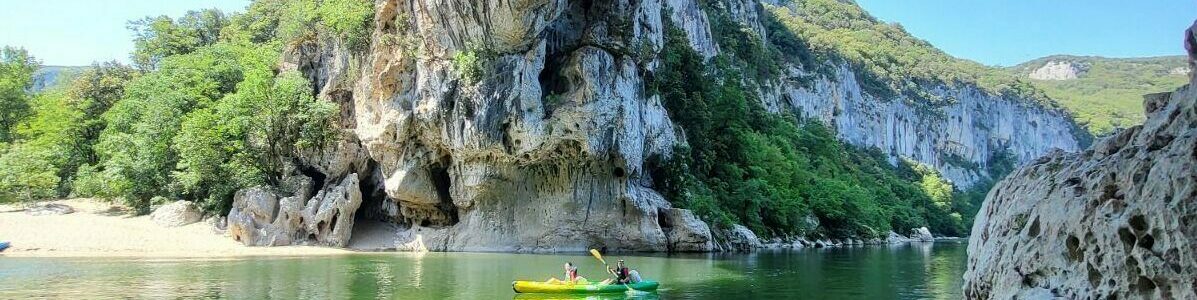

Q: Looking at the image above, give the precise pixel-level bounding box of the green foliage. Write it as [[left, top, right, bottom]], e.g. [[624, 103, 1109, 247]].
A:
[[453, 50, 484, 83], [174, 69, 336, 213], [701, 1, 783, 80], [652, 26, 968, 238], [0, 47, 39, 143], [317, 0, 374, 50], [0, 143, 60, 203], [223, 0, 373, 50], [763, 1, 1055, 108], [1010, 55, 1190, 135], [129, 9, 229, 69]]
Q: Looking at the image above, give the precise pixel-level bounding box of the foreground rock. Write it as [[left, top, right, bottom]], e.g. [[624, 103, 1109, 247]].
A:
[[964, 22, 1197, 299], [150, 201, 202, 227]]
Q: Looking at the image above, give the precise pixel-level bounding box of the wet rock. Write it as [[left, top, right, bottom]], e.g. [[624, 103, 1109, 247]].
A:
[[150, 201, 202, 227]]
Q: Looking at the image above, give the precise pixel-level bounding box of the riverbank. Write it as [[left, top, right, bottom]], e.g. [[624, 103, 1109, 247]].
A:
[[0, 199, 354, 258]]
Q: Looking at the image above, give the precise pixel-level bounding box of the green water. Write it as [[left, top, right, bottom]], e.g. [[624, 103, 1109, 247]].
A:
[[0, 241, 967, 299]]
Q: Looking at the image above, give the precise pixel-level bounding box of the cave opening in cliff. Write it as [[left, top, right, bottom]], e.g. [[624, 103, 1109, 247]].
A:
[[297, 164, 327, 196], [430, 163, 460, 226], [354, 159, 395, 224]]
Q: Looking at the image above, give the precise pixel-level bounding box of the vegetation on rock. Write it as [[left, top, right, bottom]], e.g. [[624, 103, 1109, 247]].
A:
[[651, 24, 975, 239]]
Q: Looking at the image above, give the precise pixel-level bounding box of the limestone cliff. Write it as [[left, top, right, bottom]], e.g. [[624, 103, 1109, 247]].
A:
[[227, 0, 1084, 251], [963, 22, 1197, 299]]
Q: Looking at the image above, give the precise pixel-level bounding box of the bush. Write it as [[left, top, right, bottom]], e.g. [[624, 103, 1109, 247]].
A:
[[452, 50, 484, 83]]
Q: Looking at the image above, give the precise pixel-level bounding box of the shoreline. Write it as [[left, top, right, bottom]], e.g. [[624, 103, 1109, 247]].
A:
[[0, 199, 356, 259], [1, 199, 964, 259]]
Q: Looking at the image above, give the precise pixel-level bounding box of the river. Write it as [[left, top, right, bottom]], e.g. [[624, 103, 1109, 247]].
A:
[[0, 240, 966, 299]]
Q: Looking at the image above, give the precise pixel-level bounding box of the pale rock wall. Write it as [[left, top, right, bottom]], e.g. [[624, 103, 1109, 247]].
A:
[[235, 0, 1086, 251], [1029, 61, 1088, 80]]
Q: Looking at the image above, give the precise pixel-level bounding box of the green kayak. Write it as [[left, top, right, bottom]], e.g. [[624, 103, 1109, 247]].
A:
[[512, 280, 659, 294]]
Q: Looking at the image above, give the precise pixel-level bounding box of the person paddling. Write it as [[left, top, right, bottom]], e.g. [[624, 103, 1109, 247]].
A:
[[605, 260, 642, 284]]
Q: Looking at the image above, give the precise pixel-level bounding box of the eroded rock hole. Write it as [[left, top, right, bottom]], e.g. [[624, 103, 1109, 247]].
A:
[[1129, 214, 1148, 232], [1118, 227, 1136, 248], [1138, 234, 1155, 250], [329, 212, 339, 232], [1066, 235, 1082, 262], [613, 167, 626, 178], [657, 209, 671, 230], [298, 164, 328, 195], [1026, 217, 1041, 237], [1137, 276, 1157, 292]]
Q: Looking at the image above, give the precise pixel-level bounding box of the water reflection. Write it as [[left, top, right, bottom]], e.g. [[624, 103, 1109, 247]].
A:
[[0, 242, 966, 299]]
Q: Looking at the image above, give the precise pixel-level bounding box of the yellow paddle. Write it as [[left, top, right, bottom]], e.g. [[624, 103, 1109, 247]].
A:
[[589, 249, 636, 293]]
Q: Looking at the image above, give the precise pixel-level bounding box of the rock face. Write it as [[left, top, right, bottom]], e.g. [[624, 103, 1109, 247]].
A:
[[964, 23, 1197, 299], [227, 175, 363, 247], [1029, 61, 1089, 80], [150, 201, 202, 227], [242, 0, 1083, 252]]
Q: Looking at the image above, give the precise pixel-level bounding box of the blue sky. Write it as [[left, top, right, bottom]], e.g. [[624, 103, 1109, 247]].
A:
[[856, 0, 1196, 66], [0, 1, 1192, 66], [0, 0, 249, 66]]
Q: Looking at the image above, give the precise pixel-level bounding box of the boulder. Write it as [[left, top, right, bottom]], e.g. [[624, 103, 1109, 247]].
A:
[[228, 174, 363, 247], [660, 208, 714, 252], [150, 201, 202, 227], [886, 231, 912, 244], [965, 25, 1197, 299], [910, 227, 934, 242], [716, 224, 761, 251], [25, 203, 73, 216]]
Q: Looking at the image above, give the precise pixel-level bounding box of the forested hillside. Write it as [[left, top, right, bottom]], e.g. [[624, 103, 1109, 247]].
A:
[[1009, 55, 1189, 135]]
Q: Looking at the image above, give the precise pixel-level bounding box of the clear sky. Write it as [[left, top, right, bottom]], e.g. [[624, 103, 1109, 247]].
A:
[[0, 0, 249, 66], [0, 1, 1193, 66], [856, 0, 1196, 66]]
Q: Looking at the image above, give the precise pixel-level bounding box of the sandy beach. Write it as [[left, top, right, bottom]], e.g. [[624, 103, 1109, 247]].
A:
[[0, 199, 357, 258]]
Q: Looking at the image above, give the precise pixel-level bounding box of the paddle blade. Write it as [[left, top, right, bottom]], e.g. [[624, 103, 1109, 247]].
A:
[[589, 249, 607, 265]]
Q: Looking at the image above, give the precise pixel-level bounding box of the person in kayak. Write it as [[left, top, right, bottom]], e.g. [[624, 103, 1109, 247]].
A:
[[546, 262, 587, 284], [604, 260, 642, 284]]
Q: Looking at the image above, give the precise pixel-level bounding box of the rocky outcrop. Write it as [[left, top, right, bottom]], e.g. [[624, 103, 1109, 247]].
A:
[[227, 175, 363, 247], [239, 0, 1084, 252], [964, 23, 1197, 299], [1029, 61, 1089, 80], [150, 201, 202, 227]]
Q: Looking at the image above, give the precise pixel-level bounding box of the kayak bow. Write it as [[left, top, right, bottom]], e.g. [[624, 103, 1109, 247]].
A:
[[512, 280, 659, 294]]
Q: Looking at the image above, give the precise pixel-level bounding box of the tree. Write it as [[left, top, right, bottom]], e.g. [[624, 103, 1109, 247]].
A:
[[129, 9, 229, 70], [0, 47, 39, 142]]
